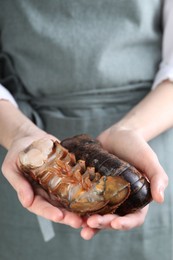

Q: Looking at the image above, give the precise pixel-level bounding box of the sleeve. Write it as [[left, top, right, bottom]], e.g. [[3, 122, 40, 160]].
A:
[[0, 83, 18, 107], [152, 0, 173, 89]]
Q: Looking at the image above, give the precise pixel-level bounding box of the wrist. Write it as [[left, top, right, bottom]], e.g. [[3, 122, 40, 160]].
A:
[[12, 117, 46, 146], [0, 100, 46, 149], [112, 118, 144, 138], [113, 81, 173, 142]]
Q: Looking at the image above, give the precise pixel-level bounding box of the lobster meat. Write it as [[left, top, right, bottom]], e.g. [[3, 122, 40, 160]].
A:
[[18, 134, 152, 216]]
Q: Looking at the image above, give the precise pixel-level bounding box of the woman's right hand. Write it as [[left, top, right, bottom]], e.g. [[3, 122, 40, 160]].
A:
[[0, 101, 83, 229], [2, 132, 84, 228]]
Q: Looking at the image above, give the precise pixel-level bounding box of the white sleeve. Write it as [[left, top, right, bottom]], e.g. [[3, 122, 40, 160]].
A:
[[0, 84, 18, 107], [152, 0, 173, 89]]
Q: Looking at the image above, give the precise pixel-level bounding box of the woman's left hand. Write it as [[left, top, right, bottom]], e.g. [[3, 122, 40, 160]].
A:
[[80, 125, 168, 240]]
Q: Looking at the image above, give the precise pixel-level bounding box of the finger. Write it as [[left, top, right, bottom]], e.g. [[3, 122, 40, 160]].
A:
[[33, 186, 83, 228], [2, 164, 35, 208], [86, 214, 116, 229], [27, 195, 64, 222], [2, 162, 83, 228], [80, 226, 100, 240], [140, 149, 168, 203], [121, 141, 168, 204], [149, 166, 168, 203], [58, 209, 83, 229], [111, 206, 148, 230]]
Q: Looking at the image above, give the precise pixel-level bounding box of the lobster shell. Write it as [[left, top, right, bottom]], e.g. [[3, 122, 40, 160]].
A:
[[18, 134, 152, 216]]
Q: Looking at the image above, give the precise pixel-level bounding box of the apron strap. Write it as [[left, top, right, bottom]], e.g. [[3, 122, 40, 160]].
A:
[[37, 216, 55, 242]]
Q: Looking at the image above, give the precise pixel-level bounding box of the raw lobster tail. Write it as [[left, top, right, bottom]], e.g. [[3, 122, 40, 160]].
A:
[[18, 134, 152, 216]]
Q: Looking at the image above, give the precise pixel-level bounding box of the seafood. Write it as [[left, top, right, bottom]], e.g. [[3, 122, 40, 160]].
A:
[[62, 134, 152, 215], [18, 134, 152, 216]]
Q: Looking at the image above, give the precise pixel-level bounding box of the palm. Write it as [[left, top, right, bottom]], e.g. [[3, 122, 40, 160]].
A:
[[80, 127, 167, 240]]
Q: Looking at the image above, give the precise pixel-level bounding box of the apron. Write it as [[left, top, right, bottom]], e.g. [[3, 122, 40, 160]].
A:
[[1, 1, 172, 259]]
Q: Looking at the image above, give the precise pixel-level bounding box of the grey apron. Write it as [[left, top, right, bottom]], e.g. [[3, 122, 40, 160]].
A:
[[0, 1, 172, 259]]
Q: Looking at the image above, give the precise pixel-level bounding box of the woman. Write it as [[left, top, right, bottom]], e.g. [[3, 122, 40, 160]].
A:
[[0, 0, 173, 259]]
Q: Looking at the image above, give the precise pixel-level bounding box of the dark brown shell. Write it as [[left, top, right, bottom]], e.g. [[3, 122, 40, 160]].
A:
[[61, 134, 152, 215]]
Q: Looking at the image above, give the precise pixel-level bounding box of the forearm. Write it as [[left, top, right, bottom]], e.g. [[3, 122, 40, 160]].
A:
[[115, 80, 173, 141], [0, 100, 45, 150]]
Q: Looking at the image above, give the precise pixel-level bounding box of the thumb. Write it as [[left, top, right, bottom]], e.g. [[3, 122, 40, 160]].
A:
[[140, 148, 169, 203], [147, 163, 168, 203]]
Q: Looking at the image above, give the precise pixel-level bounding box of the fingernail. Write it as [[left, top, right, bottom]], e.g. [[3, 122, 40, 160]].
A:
[[96, 216, 103, 228], [111, 221, 121, 229], [90, 216, 103, 228], [97, 216, 103, 224]]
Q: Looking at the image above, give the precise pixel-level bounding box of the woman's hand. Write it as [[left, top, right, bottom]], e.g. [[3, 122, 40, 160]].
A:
[[80, 125, 168, 240], [0, 101, 83, 229], [2, 133, 84, 228], [81, 81, 173, 240]]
